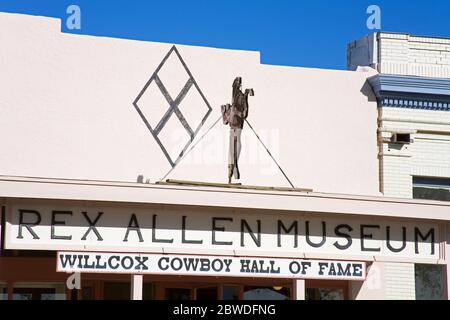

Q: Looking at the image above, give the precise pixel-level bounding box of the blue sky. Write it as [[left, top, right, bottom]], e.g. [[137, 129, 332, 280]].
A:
[[1, 0, 450, 70]]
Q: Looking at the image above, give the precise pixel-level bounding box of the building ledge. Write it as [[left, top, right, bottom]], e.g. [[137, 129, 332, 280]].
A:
[[0, 175, 449, 222], [157, 179, 313, 193], [368, 74, 450, 110]]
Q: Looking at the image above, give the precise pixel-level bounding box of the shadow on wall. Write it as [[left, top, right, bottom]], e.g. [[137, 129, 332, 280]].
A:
[[360, 80, 377, 103]]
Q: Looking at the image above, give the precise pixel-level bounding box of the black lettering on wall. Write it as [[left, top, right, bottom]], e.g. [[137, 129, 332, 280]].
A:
[[17, 209, 41, 239], [123, 214, 144, 242], [386, 226, 406, 253], [333, 224, 353, 250], [415, 227, 435, 255], [81, 212, 103, 241], [135, 256, 148, 270], [51, 211, 73, 240], [360, 225, 381, 252], [352, 264, 363, 277], [305, 221, 326, 248], [109, 256, 120, 269], [151, 214, 173, 243], [212, 217, 233, 245], [337, 263, 351, 276], [182, 215, 203, 244], [277, 220, 298, 248], [240, 219, 261, 247], [59, 254, 77, 268]]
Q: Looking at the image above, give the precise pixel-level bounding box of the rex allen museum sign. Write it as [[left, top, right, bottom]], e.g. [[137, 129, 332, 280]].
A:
[[3, 201, 439, 263]]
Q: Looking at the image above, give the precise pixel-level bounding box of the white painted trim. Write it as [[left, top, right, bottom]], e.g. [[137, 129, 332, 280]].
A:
[[378, 127, 417, 134], [292, 279, 305, 300], [131, 275, 143, 300]]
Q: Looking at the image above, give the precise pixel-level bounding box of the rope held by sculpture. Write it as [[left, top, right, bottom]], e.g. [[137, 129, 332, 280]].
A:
[[158, 116, 296, 189]]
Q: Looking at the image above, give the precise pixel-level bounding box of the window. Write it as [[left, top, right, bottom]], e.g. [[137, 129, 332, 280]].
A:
[[222, 285, 240, 300], [0, 283, 7, 300], [415, 264, 444, 300], [306, 288, 345, 300], [12, 283, 66, 300], [243, 286, 290, 300], [413, 177, 450, 202], [165, 288, 191, 300]]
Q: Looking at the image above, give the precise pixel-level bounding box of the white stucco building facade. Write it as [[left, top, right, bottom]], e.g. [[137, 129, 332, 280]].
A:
[[0, 13, 449, 300]]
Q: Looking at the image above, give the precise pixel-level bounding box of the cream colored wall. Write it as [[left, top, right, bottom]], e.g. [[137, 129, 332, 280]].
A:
[[385, 262, 416, 300], [350, 261, 386, 300], [350, 262, 416, 300], [380, 107, 450, 198], [0, 12, 380, 196]]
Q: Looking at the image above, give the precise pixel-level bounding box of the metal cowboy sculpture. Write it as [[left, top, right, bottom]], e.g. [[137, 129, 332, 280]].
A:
[[221, 77, 254, 184]]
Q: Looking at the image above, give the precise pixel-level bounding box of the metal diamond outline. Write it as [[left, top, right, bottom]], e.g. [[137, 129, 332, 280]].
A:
[[133, 45, 212, 167]]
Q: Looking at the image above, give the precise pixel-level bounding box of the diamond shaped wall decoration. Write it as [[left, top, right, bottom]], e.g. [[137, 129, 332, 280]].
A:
[[133, 46, 212, 167]]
